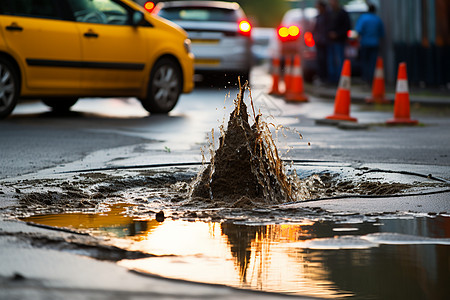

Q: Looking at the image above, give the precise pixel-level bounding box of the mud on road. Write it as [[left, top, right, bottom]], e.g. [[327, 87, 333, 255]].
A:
[[2, 163, 447, 221]]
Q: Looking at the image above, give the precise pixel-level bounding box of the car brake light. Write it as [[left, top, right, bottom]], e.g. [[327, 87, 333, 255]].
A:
[[277, 25, 300, 42], [288, 26, 300, 37], [304, 31, 315, 47], [238, 20, 252, 36], [278, 27, 289, 38], [144, 2, 155, 13]]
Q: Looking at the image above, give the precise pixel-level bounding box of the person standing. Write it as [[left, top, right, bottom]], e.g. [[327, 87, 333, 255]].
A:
[[327, 0, 351, 84], [355, 4, 385, 84], [313, 0, 329, 84]]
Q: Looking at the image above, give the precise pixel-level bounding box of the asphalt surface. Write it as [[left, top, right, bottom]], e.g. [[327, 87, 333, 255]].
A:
[[1, 64, 449, 299]]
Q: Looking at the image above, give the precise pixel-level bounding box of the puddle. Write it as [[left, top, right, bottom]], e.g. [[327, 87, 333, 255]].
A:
[[22, 204, 450, 300]]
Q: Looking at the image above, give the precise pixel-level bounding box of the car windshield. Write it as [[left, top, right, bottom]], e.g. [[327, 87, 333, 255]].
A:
[[158, 7, 237, 22]]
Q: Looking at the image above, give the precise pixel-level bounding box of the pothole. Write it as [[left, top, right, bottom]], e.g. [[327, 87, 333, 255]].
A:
[[3, 161, 448, 220]]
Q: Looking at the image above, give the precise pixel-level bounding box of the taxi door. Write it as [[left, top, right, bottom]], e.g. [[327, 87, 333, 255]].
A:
[[70, 0, 148, 93], [0, 0, 81, 91]]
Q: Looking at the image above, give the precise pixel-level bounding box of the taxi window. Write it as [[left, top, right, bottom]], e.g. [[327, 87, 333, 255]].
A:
[[158, 7, 237, 22], [67, 0, 129, 25], [0, 0, 59, 19]]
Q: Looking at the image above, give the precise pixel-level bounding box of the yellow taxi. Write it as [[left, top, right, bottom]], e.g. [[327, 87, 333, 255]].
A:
[[0, 0, 194, 119]]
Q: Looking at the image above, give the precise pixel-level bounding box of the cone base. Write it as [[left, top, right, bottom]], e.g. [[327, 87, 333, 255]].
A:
[[326, 114, 357, 122], [269, 90, 283, 97], [365, 96, 391, 104], [386, 118, 418, 125], [285, 92, 308, 102]]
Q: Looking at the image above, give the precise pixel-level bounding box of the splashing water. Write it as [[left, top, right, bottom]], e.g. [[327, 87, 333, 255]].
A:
[[191, 81, 309, 206]]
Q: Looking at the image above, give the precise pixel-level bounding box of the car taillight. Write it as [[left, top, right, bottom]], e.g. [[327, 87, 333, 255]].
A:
[[288, 25, 300, 37], [278, 27, 289, 39], [238, 20, 252, 36], [144, 1, 155, 13], [304, 31, 315, 47], [277, 25, 300, 42]]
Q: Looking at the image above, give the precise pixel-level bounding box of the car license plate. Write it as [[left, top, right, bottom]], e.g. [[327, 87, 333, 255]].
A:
[[191, 39, 220, 44], [195, 59, 221, 65]]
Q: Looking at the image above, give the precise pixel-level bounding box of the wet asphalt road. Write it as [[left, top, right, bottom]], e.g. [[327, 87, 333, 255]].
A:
[[1, 65, 449, 181]]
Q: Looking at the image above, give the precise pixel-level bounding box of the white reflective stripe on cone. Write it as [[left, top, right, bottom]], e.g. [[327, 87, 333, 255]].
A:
[[285, 65, 292, 74], [374, 68, 384, 78], [292, 66, 302, 76], [339, 75, 351, 90], [396, 79, 409, 93]]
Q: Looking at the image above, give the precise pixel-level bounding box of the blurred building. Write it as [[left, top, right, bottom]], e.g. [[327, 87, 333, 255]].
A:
[[378, 0, 450, 87]]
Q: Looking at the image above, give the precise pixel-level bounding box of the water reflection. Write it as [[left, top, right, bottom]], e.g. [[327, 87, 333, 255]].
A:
[[23, 206, 450, 299], [23, 203, 161, 239]]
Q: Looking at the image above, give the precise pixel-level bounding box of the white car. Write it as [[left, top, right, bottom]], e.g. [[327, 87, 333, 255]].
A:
[[154, 1, 253, 85]]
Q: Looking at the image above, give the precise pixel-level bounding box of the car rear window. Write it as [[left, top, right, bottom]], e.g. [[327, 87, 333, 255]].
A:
[[158, 7, 237, 22], [348, 12, 363, 27]]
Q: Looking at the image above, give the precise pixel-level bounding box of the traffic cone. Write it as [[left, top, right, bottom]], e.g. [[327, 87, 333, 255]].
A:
[[386, 62, 418, 125], [283, 55, 292, 95], [325, 59, 357, 122], [269, 57, 282, 96], [285, 54, 308, 102], [366, 57, 390, 104]]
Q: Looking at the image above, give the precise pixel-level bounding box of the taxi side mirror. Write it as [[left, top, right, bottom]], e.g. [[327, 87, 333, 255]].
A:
[[132, 11, 145, 26]]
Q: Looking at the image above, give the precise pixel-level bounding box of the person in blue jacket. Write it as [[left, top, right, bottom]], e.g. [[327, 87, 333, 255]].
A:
[[355, 3, 385, 84]]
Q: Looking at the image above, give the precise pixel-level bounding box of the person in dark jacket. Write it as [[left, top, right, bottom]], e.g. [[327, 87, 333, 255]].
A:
[[313, 0, 329, 83], [327, 0, 351, 83], [355, 4, 385, 84]]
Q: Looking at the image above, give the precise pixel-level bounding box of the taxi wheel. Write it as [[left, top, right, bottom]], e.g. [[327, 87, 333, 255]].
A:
[[42, 97, 78, 112], [0, 57, 19, 119], [142, 58, 182, 114]]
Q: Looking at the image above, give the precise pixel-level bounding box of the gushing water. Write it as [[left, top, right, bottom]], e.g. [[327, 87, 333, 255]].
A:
[[191, 82, 309, 206]]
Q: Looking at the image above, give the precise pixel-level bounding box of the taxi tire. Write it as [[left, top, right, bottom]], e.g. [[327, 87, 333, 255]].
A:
[[142, 57, 182, 114], [0, 57, 19, 119], [42, 97, 78, 112]]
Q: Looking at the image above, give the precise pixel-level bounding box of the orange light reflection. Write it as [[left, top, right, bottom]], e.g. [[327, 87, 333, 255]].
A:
[[24, 205, 347, 298]]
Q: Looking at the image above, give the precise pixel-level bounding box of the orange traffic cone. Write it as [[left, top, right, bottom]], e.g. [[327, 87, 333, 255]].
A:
[[269, 57, 282, 96], [326, 59, 357, 122], [285, 54, 308, 102], [366, 57, 390, 104], [386, 62, 418, 125], [283, 55, 292, 94]]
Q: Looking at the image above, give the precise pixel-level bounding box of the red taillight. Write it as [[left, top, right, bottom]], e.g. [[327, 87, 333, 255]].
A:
[[238, 20, 252, 36], [278, 27, 289, 39], [288, 25, 300, 37], [304, 31, 315, 47], [144, 1, 155, 13], [277, 25, 300, 42]]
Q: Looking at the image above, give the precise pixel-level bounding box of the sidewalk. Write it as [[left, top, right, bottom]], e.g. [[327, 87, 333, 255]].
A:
[[305, 80, 450, 106]]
